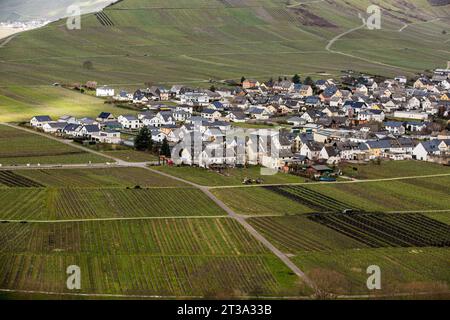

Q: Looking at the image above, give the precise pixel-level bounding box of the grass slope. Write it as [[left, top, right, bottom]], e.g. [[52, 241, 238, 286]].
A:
[[0, 86, 127, 122], [0, 187, 225, 220], [212, 175, 450, 215], [0, 0, 449, 87], [155, 165, 305, 186], [15, 167, 185, 188], [0, 218, 307, 297], [340, 161, 450, 180], [0, 124, 108, 164]]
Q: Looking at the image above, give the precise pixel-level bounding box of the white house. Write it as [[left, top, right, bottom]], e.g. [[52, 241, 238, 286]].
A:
[[201, 108, 222, 120], [30, 115, 52, 128], [118, 115, 142, 130], [180, 92, 209, 106], [150, 128, 167, 143], [143, 112, 175, 127], [412, 139, 449, 161], [384, 121, 405, 135], [300, 142, 323, 160], [42, 122, 67, 133], [96, 86, 115, 97], [58, 115, 77, 124], [91, 130, 121, 144], [79, 125, 101, 137], [393, 111, 429, 121]]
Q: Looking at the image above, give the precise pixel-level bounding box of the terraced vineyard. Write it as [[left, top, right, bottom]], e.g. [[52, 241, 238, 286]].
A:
[[0, 170, 43, 188], [264, 185, 360, 212], [95, 11, 115, 27], [308, 212, 450, 248], [305, 176, 450, 212], [16, 167, 185, 188], [248, 215, 367, 253], [0, 219, 268, 255], [0, 254, 301, 297], [0, 219, 305, 296], [0, 187, 227, 220], [248, 213, 450, 295], [1, 0, 449, 87], [293, 247, 450, 295]]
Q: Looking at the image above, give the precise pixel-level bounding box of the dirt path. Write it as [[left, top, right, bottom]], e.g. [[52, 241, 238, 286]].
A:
[[0, 34, 18, 48], [209, 173, 450, 189], [325, 23, 416, 73], [286, 0, 325, 8], [398, 18, 441, 32]]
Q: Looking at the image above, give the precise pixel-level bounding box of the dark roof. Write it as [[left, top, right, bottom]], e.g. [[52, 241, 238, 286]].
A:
[[98, 112, 113, 119], [33, 115, 52, 122]]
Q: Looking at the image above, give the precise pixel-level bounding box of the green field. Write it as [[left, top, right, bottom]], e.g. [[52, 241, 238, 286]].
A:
[[247, 214, 450, 295], [155, 165, 305, 186], [305, 176, 450, 212], [0, 86, 126, 122], [14, 167, 184, 188], [1, 0, 449, 121], [293, 248, 450, 295], [0, 187, 225, 220], [211, 186, 312, 216], [102, 150, 159, 163], [340, 161, 450, 180], [0, 0, 449, 89], [212, 175, 450, 215], [0, 218, 307, 297], [0, 125, 108, 165], [248, 215, 367, 253]]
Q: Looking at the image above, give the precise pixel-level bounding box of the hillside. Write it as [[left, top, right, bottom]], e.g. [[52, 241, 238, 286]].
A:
[[0, 0, 114, 22], [0, 0, 449, 87]]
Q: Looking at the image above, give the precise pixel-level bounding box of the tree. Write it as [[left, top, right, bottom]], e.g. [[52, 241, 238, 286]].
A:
[[209, 85, 216, 92], [160, 138, 171, 157], [82, 60, 94, 70], [240, 76, 246, 84], [304, 76, 314, 86], [292, 74, 301, 84], [134, 127, 153, 151], [85, 81, 97, 90]]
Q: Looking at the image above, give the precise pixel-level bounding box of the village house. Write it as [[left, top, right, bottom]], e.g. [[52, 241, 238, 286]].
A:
[[118, 115, 142, 130], [201, 108, 222, 120], [96, 85, 115, 97], [30, 115, 52, 128], [384, 121, 406, 135], [412, 139, 450, 161], [42, 122, 67, 134], [180, 92, 209, 106], [96, 112, 116, 123], [91, 130, 121, 144]]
